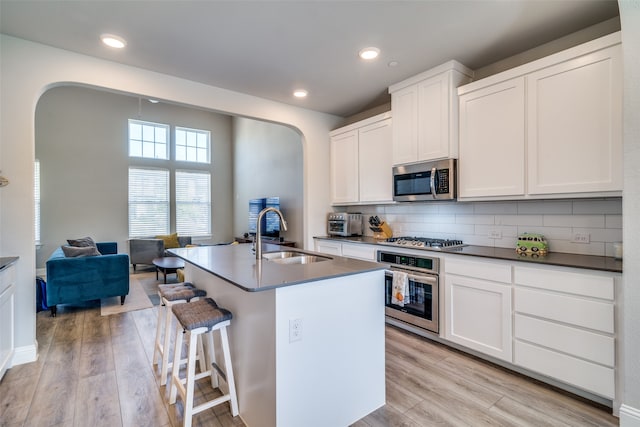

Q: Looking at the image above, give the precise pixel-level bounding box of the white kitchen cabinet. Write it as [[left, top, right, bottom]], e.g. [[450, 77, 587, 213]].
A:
[[389, 60, 473, 165], [513, 265, 616, 398], [0, 263, 16, 381], [314, 239, 342, 256], [341, 242, 377, 261], [330, 112, 392, 205], [444, 257, 513, 362], [457, 32, 622, 200], [526, 45, 622, 195], [330, 129, 359, 204], [458, 77, 526, 198], [314, 239, 379, 262]]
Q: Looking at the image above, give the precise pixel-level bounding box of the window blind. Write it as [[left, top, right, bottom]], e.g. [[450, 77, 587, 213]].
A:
[[128, 168, 170, 237], [175, 170, 211, 236]]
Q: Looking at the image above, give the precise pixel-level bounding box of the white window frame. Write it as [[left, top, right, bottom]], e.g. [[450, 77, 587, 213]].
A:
[[128, 167, 170, 237], [175, 126, 211, 164], [128, 119, 170, 160], [175, 170, 211, 237]]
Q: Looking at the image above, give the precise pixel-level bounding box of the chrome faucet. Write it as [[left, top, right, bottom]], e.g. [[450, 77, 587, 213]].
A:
[[254, 207, 288, 260]]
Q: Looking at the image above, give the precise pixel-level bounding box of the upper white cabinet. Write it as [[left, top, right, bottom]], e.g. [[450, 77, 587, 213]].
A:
[[458, 77, 526, 198], [526, 45, 622, 195], [330, 112, 393, 205], [330, 129, 359, 204], [458, 32, 622, 200], [389, 60, 473, 165]]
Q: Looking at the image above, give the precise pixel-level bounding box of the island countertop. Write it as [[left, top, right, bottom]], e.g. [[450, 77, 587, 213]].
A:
[[168, 243, 385, 292], [0, 257, 19, 272]]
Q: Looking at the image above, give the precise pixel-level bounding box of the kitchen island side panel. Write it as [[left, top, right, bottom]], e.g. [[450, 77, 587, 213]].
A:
[[275, 270, 386, 427], [185, 263, 278, 427]]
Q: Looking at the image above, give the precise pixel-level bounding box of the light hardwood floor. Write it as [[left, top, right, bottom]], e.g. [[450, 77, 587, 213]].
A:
[[1, 303, 618, 427]]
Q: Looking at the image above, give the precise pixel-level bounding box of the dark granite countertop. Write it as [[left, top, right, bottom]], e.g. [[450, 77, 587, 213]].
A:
[[314, 236, 622, 273], [0, 257, 19, 271], [168, 243, 385, 292]]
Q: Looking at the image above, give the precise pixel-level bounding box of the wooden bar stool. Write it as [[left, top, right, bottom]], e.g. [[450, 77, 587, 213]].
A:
[[153, 282, 207, 386], [169, 298, 238, 427]]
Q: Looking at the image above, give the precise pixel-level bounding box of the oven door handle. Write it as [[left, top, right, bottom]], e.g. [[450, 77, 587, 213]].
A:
[[407, 274, 437, 286], [386, 270, 437, 286]]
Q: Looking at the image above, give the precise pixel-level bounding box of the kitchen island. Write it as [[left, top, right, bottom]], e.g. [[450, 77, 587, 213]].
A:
[[168, 243, 386, 427]]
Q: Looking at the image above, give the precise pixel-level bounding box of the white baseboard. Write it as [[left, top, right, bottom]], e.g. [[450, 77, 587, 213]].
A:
[[620, 404, 640, 427], [11, 341, 38, 366]]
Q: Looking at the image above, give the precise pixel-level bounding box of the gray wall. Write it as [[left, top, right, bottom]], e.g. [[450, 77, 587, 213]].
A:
[[35, 86, 234, 267], [232, 117, 304, 245]]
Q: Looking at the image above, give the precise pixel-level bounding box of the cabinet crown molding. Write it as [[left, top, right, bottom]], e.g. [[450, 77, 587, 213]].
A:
[[388, 60, 474, 94], [329, 111, 391, 136], [458, 31, 622, 96]]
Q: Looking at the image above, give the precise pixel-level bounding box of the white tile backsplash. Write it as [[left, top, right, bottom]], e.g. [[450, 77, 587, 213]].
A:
[[345, 198, 622, 256]]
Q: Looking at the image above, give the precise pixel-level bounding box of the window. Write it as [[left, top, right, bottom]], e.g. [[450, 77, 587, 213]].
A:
[[129, 119, 169, 159], [176, 171, 211, 236], [34, 159, 41, 243], [128, 168, 170, 236], [175, 127, 210, 163]]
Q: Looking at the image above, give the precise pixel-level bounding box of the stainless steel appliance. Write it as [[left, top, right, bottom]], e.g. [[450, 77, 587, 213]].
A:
[[378, 250, 439, 333], [380, 236, 465, 250], [393, 158, 456, 202], [327, 212, 363, 237]]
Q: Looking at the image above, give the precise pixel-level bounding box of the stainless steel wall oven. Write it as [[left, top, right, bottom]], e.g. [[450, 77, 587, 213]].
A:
[[378, 250, 439, 334]]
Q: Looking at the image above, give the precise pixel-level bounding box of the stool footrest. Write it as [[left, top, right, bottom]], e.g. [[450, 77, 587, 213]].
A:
[[193, 395, 232, 416], [211, 362, 227, 383]]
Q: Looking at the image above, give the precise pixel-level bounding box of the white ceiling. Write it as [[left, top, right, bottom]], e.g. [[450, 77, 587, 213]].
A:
[[0, 0, 620, 117]]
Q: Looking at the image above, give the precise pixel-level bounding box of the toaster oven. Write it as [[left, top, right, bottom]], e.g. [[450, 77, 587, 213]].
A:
[[327, 213, 363, 237]]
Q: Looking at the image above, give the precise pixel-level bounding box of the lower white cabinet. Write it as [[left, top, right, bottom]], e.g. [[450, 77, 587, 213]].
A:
[[314, 239, 378, 262], [341, 243, 377, 261], [314, 239, 342, 256], [0, 264, 16, 381], [513, 265, 616, 399], [444, 258, 513, 362]]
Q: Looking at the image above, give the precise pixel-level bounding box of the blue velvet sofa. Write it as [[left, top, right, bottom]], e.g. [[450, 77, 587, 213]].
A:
[[45, 242, 130, 316]]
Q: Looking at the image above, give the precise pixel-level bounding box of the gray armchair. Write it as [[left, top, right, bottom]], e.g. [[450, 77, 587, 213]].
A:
[[128, 236, 192, 271]]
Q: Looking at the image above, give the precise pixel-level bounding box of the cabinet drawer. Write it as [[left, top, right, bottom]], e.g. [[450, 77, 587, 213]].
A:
[[514, 340, 614, 399], [514, 266, 614, 300], [514, 288, 614, 334], [314, 240, 342, 256], [514, 314, 614, 367], [445, 257, 511, 283], [341, 244, 376, 261]]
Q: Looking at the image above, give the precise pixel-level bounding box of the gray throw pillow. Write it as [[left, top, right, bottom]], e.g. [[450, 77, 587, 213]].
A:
[[61, 245, 101, 258], [67, 236, 97, 248]]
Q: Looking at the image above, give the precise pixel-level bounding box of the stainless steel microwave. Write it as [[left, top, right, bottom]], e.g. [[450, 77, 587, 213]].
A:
[[392, 159, 456, 202]]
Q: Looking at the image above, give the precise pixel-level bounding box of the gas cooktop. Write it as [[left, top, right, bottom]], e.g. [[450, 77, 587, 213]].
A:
[[380, 236, 465, 250]]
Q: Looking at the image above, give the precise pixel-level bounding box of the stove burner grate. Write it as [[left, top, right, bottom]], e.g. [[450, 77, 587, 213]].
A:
[[385, 236, 465, 249]]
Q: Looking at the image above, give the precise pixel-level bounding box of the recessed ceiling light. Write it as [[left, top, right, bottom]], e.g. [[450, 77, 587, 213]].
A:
[[359, 47, 380, 60], [388, 61, 399, 67], [148, 99, 159, 104], [293, 89, 308, 98], [101, 34, 127, 49]]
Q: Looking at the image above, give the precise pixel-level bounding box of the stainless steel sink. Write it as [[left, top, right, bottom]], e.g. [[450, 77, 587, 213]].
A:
[[262, 251, 331, 264]]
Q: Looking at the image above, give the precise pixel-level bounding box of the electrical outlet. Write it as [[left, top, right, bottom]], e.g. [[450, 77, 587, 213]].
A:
[[488, 230, 502, 239], [571, 233, 591, 244], [289, 318, 303, 343]]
